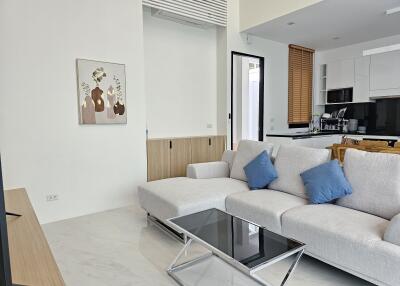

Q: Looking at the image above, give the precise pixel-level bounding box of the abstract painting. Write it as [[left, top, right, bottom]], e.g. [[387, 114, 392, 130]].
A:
[[76, 59, 127, 124]]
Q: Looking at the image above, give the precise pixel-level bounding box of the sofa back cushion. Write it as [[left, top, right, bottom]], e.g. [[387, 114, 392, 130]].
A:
[[269, 145, 330, 199], [337, 149, 400, 219], [230, 140, 274, 182]]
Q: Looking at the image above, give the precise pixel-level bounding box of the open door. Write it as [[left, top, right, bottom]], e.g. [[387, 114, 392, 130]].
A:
[[230, 52, 264, 150]]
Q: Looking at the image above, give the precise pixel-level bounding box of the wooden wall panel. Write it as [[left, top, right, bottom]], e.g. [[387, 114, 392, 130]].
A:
[[217, 135, 227, 160], [208, 136, 226, 162], [190, 137, 210, 163], [170, 138, 192, 177], [147, 139, 170, 181], [147, 135, 227, 181]]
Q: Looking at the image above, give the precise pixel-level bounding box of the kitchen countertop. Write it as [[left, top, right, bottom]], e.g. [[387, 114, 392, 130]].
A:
[[266, 131, 400, 139]]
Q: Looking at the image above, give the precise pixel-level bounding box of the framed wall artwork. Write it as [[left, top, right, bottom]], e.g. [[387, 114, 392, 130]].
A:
[[76, 59, 127, 124]]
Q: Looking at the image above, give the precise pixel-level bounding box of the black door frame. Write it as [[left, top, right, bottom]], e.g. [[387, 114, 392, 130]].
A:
[[230, 51, 265, 150]]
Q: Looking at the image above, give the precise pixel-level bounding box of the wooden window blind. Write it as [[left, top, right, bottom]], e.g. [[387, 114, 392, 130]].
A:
[[288, 44, 315, 125]]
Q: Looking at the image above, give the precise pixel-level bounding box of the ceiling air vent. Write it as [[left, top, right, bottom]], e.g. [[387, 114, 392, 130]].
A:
[[143, 0, 227, 28]]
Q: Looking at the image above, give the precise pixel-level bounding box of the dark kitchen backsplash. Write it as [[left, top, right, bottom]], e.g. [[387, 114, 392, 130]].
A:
[[325, 98, 400, 136]]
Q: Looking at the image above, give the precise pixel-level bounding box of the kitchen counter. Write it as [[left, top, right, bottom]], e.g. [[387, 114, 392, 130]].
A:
[[266, 131, 341, 138], [266, 132, 400, 156], [266, 131, 400, 140]]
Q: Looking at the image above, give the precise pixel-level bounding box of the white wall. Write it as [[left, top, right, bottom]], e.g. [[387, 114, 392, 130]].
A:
[[143, 8, 219, 138], [239, 0, 323, 31], [0, 0, 147, 224], [216, 27, 228, 135], [226, 0, 293, 147]]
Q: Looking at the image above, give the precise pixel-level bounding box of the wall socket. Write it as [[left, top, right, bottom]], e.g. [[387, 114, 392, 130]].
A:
[[46, 194, 59, 202]]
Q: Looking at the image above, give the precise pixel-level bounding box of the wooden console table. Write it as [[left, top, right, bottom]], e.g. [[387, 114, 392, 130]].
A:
[[5, 188, 65, 286]]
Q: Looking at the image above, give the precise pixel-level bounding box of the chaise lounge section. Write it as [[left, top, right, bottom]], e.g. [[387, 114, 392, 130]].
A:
[[138, 177, 248, 223], [138, 140, 400, 286]]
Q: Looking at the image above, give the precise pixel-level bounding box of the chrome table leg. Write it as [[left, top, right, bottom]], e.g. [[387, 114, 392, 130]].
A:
[[168, 238, 304, 286], [250, 249, 305, 286], [167, 238, 213, 285], [280, 249, 304, 286]]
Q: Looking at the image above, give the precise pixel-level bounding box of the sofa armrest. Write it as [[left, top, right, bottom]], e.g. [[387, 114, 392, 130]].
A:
[[221, 150, 236, 169], [187, 161, 230, 179], [384, 213, 400, 246]]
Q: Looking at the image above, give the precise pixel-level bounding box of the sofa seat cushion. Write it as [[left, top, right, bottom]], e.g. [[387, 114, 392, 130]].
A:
[[282, 204, 391, 285], [138, 177, 249, 221], [226, 190, 307, 234], [337, 148, 400, 220], [367, 241, 400, 286], [269, 145, 330, 199]]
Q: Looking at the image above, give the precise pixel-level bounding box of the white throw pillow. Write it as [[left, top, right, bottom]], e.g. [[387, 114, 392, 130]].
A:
[[269, 145, 330, 199], [230, 140, 274, 182], [337, 149, 400, 220]]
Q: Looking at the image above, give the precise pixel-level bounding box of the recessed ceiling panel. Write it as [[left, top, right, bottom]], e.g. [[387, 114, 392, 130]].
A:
[[244, 0, 400, 50]]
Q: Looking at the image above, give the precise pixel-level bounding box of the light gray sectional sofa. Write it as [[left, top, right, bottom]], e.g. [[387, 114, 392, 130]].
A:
[[138, 140, 400, 286]]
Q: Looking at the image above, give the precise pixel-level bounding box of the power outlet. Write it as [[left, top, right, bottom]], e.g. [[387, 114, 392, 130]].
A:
[[46, 194, 59, 202]]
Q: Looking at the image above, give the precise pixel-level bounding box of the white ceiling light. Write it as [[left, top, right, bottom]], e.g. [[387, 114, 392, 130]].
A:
[[363, 44, 400, 56], [386, 6, 400, 15]]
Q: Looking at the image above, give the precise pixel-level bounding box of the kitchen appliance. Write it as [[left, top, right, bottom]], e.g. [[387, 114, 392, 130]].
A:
[[348, 119, 358, 132], [358, 126, 367, 134], [320, 108, 348, 132], [337, 107, 347, 118], [327, 88, 353, 104]]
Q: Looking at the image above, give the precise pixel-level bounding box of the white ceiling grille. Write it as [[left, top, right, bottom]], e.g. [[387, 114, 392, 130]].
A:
[[143, 0, 227, 27]]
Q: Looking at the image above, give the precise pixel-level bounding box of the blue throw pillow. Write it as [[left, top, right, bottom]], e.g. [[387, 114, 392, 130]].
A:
[[244, 151, 278, 190], [300, 159, 352, 204]]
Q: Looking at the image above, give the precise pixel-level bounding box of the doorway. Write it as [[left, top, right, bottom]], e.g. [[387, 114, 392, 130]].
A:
[[230, 52, 264, 150]]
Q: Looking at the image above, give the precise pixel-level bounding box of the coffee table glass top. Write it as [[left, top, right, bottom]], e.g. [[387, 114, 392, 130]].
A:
[[169, 208, 304, 269]]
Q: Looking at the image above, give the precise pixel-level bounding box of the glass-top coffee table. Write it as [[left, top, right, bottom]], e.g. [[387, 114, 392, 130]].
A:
[[166, 208, 305, 286]]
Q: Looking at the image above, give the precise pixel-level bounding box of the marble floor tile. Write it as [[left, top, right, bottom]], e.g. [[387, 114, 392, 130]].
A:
[[43, 203, 374, 286]]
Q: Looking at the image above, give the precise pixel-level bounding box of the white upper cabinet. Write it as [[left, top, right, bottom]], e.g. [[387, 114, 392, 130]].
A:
[[354, 56, 371, 102], [327, 59, 355, 90], [370, 50, 400, 97]]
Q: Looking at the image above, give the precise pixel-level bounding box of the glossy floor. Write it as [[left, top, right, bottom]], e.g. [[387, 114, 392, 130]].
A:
[[43, 203, 374, 286]]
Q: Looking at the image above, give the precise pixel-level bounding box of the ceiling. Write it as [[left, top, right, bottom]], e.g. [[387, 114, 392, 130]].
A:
[[244, 0, 400, 51]]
